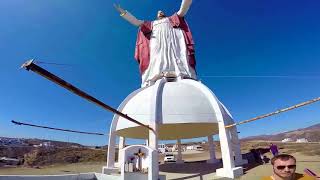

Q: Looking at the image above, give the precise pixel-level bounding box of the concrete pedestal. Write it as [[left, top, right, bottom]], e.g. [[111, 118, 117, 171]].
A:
[[176, 159, 184, 164], [216, 167, 243, 179], [102, 166, 119, 175], [122, 173, 166, 180], [235, 159, 248, 166], [206, 159, 220, 164]]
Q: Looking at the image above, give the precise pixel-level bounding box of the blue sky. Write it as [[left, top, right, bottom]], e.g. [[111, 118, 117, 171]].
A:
[[0, 0, 319, 146]]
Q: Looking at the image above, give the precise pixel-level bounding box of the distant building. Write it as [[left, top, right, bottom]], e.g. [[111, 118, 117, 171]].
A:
[[186, 144, 203, 151], [282, 138, 293, 142], [172, 144, 186, 152], [296, 138, 308, 143], [158, 144, 166, 153], [43, 142, 53, 147], [165, 145, 174, 152], [33, 141, 53, 148], [186, 145, 193, 150]]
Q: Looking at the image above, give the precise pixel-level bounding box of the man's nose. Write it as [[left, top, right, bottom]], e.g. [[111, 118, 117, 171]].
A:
[[284, 167, 291, 172]]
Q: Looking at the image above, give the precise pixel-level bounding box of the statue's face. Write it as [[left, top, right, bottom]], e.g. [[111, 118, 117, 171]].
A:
[[157, 10, 166, 19]]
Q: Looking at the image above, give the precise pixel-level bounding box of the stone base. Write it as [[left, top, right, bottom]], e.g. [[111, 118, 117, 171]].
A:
[[122, 173, 166, 180], [102, 166, 119, 175], [123, 172, 148, 180], [176, 159, 184, 164], [235, 159, 248, 166], [158, 174, 166, 180], [216, 167, 243, 179], [206, 159, 220, 164]]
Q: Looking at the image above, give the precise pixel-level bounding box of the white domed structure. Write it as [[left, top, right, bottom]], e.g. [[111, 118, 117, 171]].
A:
[[105, 78, 246, 179], [115, 79, 233, 140]]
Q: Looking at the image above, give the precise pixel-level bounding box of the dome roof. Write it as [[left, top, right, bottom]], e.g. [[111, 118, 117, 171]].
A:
[[113, 79, 234, 140]]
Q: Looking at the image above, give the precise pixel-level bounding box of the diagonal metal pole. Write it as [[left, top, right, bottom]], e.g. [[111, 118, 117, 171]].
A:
[[12, 120, 107, 136], [21, 59, 154, 132], [225, 97, 320, 128]]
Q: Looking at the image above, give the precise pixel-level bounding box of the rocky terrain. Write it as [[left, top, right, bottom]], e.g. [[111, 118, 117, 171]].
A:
[[0, 137, 108, 167]]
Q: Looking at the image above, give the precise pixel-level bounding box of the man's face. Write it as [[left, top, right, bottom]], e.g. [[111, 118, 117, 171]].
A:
[[273, 158, 296, 178], [157, 10, 166, 19]]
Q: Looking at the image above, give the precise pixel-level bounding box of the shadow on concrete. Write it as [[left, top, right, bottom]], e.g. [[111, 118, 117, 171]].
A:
[[160, 150, 271, 179], [61, 170, 73, 173], [169, 173, 231, 180], [160, 160, 222, 174], [159, 160, 233, 180]]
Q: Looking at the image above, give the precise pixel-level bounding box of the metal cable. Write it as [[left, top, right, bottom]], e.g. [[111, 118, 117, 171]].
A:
[[12, 120, 107, 136]]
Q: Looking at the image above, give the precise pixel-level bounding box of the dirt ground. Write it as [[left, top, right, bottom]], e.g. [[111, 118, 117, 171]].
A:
[[0, 142, 319, 180]]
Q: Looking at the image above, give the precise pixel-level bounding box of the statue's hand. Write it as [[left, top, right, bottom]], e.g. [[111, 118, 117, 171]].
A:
[[113, 4, 126, 14]]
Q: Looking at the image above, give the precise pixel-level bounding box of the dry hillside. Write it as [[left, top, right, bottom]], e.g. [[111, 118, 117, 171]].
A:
[[23, 147, 111, 167], [242, 123, 320, 142]]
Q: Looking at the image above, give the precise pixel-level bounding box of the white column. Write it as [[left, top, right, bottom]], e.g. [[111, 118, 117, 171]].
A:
[[119, 136, 126, 149], [230, 127, 247, 166], [118, 136, 126, 165], [149, 121, 159, 180], [148, 78, 165, 180], [103, 114, 121, 174], [219, 122, 234, 168], [207, 135, 219, 163], [176, 139, 183, 163], [216, 122, 243, 178], [106, 131, 117, 168], [149, 129, 158, 150], [145, 139, 149, 146]]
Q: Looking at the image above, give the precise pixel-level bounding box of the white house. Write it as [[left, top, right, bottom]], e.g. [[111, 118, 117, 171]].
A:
[[158, 144, 166, 153], [281, 138, 293, 142], [186, 144, 203, 151], [296, 138, 308, 143], [186, 145, 195, 150], [33, 141, 53, 148]]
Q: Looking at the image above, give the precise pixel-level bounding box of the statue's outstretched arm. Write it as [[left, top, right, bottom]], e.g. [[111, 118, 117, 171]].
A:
[[114, 4, 144, 27], [177, 0, 193, 17]]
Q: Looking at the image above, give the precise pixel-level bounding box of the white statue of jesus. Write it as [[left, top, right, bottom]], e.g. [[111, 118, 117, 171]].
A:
[[114, 0, 197, 87]]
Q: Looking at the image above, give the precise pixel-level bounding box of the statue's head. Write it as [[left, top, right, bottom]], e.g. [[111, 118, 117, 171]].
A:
[[157, 10, 166, 19]]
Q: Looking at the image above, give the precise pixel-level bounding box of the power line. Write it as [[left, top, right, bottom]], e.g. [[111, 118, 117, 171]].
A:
[[12, 120, 107, 136], [34, 60, 75, 67]]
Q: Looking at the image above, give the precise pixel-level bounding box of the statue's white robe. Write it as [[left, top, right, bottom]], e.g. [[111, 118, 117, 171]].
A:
[[120, 0, 196, 86], [141, 18, 196, 86]]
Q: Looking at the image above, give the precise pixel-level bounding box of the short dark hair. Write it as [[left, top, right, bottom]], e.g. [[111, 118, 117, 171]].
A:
[[271, 154, 296, 165]]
